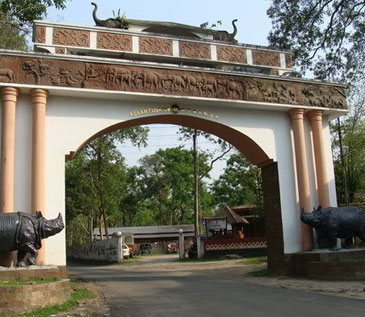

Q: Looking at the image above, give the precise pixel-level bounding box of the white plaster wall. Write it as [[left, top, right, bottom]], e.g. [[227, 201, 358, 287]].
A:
[[323, 117, 338, 207], [5, 91, 337, 265], [14, 95, 32, 212]]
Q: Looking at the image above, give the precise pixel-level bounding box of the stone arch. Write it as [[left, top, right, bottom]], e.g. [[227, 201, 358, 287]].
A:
[[67, 113, 284, 274], [68, 114, 272, 167]]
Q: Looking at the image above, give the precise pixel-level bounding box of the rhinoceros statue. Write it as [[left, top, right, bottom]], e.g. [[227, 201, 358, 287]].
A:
[[301, 206, 365, 251], [0, 211, 64, 266]]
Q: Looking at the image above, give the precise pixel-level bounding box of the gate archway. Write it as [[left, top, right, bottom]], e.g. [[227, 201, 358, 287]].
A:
[[0, 17, 347, 273]]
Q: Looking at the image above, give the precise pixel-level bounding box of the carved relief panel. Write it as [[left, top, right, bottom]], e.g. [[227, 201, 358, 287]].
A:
[[35, 26, 46, 44], [252, 50, 281, 67], [139, 37, 173, 56], [217, 46, 246, 64], [179, 41, 211, 59], [53, 28, 90, 47], [285, 54, 293, 69], [0, 55, 346, 110], [97, 33, 132, 51]]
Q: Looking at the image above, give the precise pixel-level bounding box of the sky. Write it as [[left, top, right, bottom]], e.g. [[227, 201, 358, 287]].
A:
[[47, 0, 272, 46], [46, 1, 273, 180]]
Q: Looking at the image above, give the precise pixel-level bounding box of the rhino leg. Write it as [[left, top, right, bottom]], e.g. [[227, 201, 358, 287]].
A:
[[328, 232, 339, 251], [16, 250, 27, 267], [18, 244, 38, 266]]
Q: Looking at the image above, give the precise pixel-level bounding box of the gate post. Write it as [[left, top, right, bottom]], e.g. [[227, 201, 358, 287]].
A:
[[289, 109, 313, 251], [0, 87, 19, 267], [307, 110, 330, 207], [30, 88, 48, 265]]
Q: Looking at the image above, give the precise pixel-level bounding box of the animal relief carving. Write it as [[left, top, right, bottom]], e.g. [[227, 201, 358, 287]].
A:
[[0, 68, 16, 82], [22, 60, 50, 84]]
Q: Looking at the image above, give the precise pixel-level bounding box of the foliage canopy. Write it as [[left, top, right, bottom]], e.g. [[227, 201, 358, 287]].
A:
[[267, 0, 365, 81]]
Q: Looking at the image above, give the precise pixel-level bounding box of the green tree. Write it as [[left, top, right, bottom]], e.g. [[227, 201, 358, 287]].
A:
[[211, 152, 262, 209], [332, 85, 365, 205], [0, 0, 67, 29], [65, 127, 148, 244], [138, 147, 213, 225], [267, 0, 365, 81], [0, 11, 26, 49]]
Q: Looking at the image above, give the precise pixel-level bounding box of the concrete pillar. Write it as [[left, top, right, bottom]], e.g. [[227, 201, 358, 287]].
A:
[[307, 110, 330, 207], [178, 229, 185, 259], [289, 109, 313, 251], [197, 236, 204, 259], [30, 88, 48, 265], [0, 87, 19, 266]]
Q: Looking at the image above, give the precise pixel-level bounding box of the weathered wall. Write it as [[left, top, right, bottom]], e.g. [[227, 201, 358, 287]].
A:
[[67, 237, 123, 263]]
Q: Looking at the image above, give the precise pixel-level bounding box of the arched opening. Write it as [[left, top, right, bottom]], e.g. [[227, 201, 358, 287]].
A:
[[66, 114, 285, 274], [68, 115, 272, 168]]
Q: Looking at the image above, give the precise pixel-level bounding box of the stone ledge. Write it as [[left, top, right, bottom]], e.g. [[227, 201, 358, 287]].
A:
[[0, 279, 71, 315], [284, 249, 365, 278], [308, 261, 365, 280], [0, 265, 68, 281]]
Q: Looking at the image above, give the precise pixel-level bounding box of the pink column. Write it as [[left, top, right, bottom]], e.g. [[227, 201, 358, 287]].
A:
[[289, 109, 313, 251], [308, 110, 330, 207], [0, 87, 19, 266], [30, 88, 48, 265]]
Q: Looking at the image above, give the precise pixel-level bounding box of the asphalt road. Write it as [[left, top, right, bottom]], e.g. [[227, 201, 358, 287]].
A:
[[68, 255, 365, 317]]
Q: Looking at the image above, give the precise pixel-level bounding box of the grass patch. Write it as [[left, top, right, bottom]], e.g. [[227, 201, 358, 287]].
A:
[[246, 268, 269, 277], [240, 256, 267, 265], [16, 284, 94, 317], [0, 278, 60, 286]]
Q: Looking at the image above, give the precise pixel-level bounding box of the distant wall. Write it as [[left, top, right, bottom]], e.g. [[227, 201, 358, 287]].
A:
[[67, 237, 123, 263]]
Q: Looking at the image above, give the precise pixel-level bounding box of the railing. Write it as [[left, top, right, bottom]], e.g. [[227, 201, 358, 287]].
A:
[[204, 236, 267, 251]]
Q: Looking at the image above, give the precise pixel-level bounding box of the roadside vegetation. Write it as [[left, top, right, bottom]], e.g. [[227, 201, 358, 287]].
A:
[[0, 278, 60, 286], [17, 283, 94, 317]]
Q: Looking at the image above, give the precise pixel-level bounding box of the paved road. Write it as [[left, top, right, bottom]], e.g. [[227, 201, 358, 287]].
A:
[[68, 255, 365, 317]]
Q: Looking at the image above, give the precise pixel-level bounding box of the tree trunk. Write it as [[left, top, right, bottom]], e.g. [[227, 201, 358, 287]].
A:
[[337, 118, 349, 205], [193, 130, 200, 238]]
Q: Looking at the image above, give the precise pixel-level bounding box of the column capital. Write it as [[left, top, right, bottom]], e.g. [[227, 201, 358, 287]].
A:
[[30, 88, 48, 102], [1, 87, 19, 102], [307, 110, 323, 123], [288, 108, 305, 121]]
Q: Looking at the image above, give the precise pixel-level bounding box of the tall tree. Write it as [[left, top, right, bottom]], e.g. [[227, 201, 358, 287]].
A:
[[0, 0, 68, 49], [0, 0, 67, 29], [211, 153, 262, 209], [331, 85, 365, 205], [0, 11, 26, 49], [65, 127, 148, 244], [267, 0, 365, 81], [138, 147, 213, 225]]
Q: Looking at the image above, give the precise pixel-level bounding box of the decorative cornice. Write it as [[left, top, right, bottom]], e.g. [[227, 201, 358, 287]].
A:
[[0, 54, 347, 110]]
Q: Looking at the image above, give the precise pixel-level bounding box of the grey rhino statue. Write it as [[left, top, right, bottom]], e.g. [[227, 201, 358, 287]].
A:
[[301, 206, 365, 251], [0, 211, 64, 266]]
